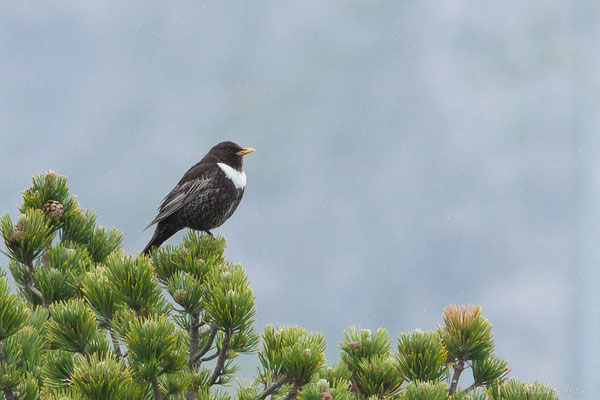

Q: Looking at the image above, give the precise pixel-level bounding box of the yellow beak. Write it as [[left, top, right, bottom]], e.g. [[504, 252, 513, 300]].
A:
[[236, 148, 255, 156]]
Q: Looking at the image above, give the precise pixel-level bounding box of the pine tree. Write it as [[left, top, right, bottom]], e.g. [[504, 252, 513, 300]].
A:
[[0, 171, 559, 400]]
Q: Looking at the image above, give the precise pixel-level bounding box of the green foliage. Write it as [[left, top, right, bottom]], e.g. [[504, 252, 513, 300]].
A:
[[395, 330, 448, 382], [33, 244, 94, 304], [61, 209, 97, 247], [4, 325, 46, 373], [61, 209, 122, 264], [168, 271, 205, 314], [340, 327, 391, 371], [126, 314, 187, 382], [0, 275, 30, 340], [470, 354, 509, 388], [105, 253, 166, 316], [0, 172, 556, 400], [1, 209, 55, 266], [81, 269, 116, 326], [86, 226, 123, 264], [230, 327, 260, 354], [352, 355, 402, 398], [152, 232, 224, 285], [490, 379, 558, 400], [259, 325, 326, 385], [203, 263, 256, 333], [403, 381, 448, 400], [440, 305, 493, 363], [42, 350, 75, 389], [20, 171, 77, 222], [70, 353, 131, 400], [46, 299, 98, 354], [340, 327, 402, 397], [298, 377, 352, 400]]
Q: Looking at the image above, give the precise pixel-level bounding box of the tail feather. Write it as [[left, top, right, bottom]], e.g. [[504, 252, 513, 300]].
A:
[[142, 223, 179, 255]]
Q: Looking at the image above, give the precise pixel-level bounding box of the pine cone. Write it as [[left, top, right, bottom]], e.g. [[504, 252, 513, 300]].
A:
[[9, 230, 25, 244], [320, 392, 333, 400], [44, 200, 64, 219]]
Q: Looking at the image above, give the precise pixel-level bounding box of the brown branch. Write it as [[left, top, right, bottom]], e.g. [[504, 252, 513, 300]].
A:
[[200, 351, 219, 362], [188, 313, 200, 370], [282, 383, 301, 400], [448, 358, 465, 395], [106, 320, 123, 359], [209, 332, 231, 385], [25, 280, 43, 301], [191, 326, 217, 364], [152, 377, 162, 400], [198, 326, 213, 339], [41, 249, 50, 270], [465, 382, 479, 393], [193, 320, 206, 330], [23, 261, 46, 307], [81, 347, 91, 360], [259, 375, 290, 400]]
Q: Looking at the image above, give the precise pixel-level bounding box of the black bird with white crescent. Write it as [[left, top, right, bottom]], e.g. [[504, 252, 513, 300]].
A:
[[142, 141, 255, 254]]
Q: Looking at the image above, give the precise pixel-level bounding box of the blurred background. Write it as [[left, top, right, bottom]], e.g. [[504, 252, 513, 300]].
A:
[[1, 1, 598, 398]]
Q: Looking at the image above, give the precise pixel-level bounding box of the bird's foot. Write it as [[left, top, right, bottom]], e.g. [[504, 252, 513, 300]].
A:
[[205, 231, 214, 238]]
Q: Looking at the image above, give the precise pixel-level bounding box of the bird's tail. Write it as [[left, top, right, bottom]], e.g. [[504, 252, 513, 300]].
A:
[[142, 222, 179, 255]]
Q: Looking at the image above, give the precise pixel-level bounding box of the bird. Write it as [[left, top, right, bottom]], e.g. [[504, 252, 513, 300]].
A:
[[142, 141, 255, 254]]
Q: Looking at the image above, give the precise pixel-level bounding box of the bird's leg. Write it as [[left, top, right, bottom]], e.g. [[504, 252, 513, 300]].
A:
[[205, 230, 214, 238]]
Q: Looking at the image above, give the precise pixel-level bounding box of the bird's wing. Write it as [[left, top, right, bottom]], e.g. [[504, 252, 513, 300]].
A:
[[144, 163, 215, 229]]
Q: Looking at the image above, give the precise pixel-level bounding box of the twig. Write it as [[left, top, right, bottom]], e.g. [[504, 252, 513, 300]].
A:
[[106, 320, 123, 359], [81, 347, 91, 360], [448, 358, 465, 395], [41, 249, 50, 270], [200, 351, 219, 362], [193, 320, 206, 330], [259, 375, 290, 400], [465, 382, 479, 393], [282, 383, 301, 400], [23, 261, 46, 307], [198, 326, 213, 339], [209, 332, 231, 385], [188, 313, 200, 369], [152, 377, 162, 400], [191, 326, 218, 364], [25, 280, 44, 301]]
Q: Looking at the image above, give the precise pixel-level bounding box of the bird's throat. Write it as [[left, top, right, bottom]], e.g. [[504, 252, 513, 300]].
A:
[[217, 162, 247, 189]]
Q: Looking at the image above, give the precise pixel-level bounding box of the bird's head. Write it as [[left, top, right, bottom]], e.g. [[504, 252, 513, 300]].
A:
[[203, 141, 255, 170]]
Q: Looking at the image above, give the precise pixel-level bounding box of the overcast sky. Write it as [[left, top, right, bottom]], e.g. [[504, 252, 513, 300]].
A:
[[1, 2, 599, 398]]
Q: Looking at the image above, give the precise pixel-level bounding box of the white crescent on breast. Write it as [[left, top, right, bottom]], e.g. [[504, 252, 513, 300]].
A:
[[217, 162, 247, 189]]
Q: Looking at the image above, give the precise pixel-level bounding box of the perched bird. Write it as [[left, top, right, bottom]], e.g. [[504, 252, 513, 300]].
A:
[[142, 141, 255, 254]]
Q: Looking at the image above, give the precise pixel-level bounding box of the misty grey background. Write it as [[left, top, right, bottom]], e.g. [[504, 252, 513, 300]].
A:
[[1, 1, 598, 398]]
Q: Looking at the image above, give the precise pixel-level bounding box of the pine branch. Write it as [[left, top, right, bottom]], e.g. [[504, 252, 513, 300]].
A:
[[193, 320, 205, 330], [282, 383, 301, 400], [106, 320, 123, 359], [25, 280, 43, 302], [0, 342, 19, 400], [22, 260, 45, 305], [81, 347, 91, 360], [41, 249, 50, 269], [465, 381, 480, 393], [259, 375, 290, 400], [152, 377, 162, 400], [448, 358, 465, 395], [188, 313, 200, 369], [200, 351, 219, 362], [209, 332, 231, 385], [191, 326, 217, 364]]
